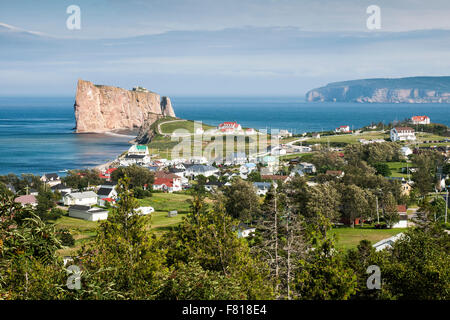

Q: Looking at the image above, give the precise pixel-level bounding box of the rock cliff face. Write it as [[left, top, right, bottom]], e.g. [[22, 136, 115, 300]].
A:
[[306, 77, 450, 103], [74, 79, 176, 133]]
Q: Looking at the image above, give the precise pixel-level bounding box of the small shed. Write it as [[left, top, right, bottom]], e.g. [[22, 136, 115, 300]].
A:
[[168, 210, 178, 217]]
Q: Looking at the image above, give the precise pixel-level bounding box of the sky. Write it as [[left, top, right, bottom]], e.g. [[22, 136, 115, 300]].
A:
[[1, 0, 450, 96]]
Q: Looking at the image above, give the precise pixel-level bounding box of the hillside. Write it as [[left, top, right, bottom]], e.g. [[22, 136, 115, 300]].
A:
[[306, 76, 450, 103]]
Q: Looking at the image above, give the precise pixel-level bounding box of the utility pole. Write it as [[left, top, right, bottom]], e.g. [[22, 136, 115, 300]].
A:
[[445, 188, 448, 224], [376, 196, 380, 224]]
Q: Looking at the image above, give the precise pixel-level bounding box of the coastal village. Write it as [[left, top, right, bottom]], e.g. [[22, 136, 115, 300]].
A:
[[5, 114, 450, 255]]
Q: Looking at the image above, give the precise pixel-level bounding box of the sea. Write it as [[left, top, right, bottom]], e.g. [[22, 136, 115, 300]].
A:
[[0, 96, 449, 176]]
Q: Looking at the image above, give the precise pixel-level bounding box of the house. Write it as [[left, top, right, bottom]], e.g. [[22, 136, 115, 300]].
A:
[[289, 168, 305, 177], [68, 205, 108, 221], [258, 155, 278, 169], [245, 128, 256, 135], [152, 177, 182, 193], [204, 181, 224, 192], [253, 182, 272, 196], [14, 194, 38, 207], [297, 162, 317, 174], [261, 175, 289, 183], [120, 154, 149, 166], [128, 144, 149, 156], [169, 167, 186, 177], [51, 183, 72, 194], [335, 125, 351, 133], [218, 121, 242, 133], [411, 116, 430, 125], [373, 233, 405, 251], [236, 223, 256, 238], [239, 163, 257, 175], [97, 184, 118, 206], [226, 152, 247, 165], [98, 167, 117, 180], [40, 173, 61, 186], [134, 206, 154, 216], [392, 205, 408, 228], [185, 164, 219, 178], [326, 170, 345, 178], [63, 191, 98, 206], [312, 133, 321, 139], [390, 127, 416, 142], [400, 146, 413, 157], [188, 156, 208, 164], [400, 181, 413, 196]]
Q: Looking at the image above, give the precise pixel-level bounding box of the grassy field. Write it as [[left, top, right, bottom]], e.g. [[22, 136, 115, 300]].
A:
[[138, 192, 192, 235], [331, 227, 408, 250], [160, 120, 215, 134], [385, 161, 410, 178], [54, 192, 194, 256], [306, 131, 388, 145]]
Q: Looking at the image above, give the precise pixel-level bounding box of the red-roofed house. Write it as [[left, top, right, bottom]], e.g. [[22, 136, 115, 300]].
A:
[[218, 121, 242, 133], [411, 116, 430, 125], [153, 177, 182, 193], [335, 125, 351, 133], [392, 205, 408, 228]]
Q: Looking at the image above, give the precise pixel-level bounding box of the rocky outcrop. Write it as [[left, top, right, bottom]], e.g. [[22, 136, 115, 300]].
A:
[[306, 77, 450, 103], [74, 79, 176, 133]]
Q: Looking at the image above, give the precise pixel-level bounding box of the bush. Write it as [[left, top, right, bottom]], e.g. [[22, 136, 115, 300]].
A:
[[58, 228, 75, 247]]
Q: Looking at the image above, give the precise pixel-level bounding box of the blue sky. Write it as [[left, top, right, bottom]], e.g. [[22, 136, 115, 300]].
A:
[[1, 0, 450, 96]]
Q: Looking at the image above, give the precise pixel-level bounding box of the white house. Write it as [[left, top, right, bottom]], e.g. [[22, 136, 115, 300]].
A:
[[218, 121, 242, 134], [239, 163, 257, 175], [226, 152, 247, 165], [63, 191, 98, 206], [68, 205, 108, 221], [373, 233, 405, 251], [185, 164, 219, 178], [335, 125, 351, 133], [392, 205, 408, 228], [236, 223, 256, 238], [152, 177, 182, 193], [253, 182, 272, 196], [411, 116, 430, 125], [400, 146, 413, 157], [390, 127, 416, 142], [128, 144, 149, 156], [97, 184, 118, 206], [133, 206, 155, 216], [297, 162, 317, 174], [40, 173, 61, 187]]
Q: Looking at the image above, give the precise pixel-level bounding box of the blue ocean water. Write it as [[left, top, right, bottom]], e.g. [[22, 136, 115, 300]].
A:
[[0, 96, 449, 175]]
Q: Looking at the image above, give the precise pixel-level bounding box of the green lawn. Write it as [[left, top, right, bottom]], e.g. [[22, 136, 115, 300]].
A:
[[160, 120, 215, 134], [138, 192, 193, 235], [306, 131, 388, 145], [385, 161, 410, 178], [54, 192, 194, 255], [330, 227, 408, 250]]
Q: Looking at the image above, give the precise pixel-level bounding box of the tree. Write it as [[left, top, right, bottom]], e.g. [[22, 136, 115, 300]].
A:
[[382, 192, 399, 228], [376, 225, 450, 299], [304, 183, 341, 229], [161, 208, 273, 299], [77, 176, 167, 299], [35, 185, 57, 220], [340, 184, 369, 227], [293, 237, 357, 300], [373, 163, 391, 177], [223, 178, 260, 222], [111, 165, 154, 190]]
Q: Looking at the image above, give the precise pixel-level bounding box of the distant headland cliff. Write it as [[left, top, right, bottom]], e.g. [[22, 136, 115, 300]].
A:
[[306, 76, 450, 103], [74, 79, 176, 133]]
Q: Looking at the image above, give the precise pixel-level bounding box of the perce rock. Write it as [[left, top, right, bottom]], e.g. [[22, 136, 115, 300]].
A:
[[74, 79, 176, 133]]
